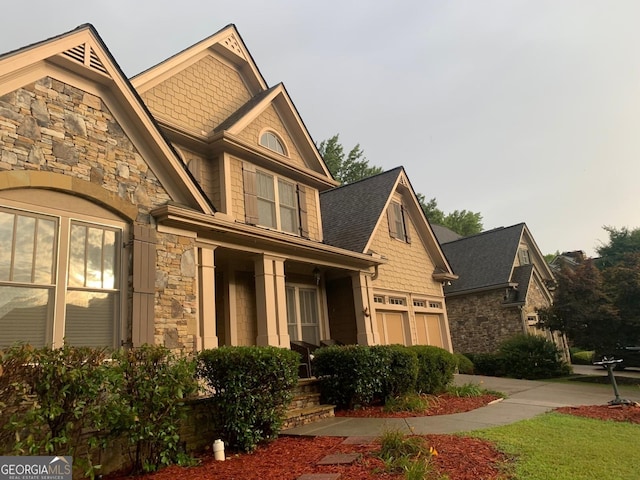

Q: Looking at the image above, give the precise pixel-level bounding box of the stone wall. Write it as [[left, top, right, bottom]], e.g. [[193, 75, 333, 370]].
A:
[[446, 289, 524, 354], [0, 77, 199, 351]]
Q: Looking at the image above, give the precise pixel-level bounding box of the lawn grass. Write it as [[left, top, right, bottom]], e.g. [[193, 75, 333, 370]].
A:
[[471, 413, 640, 480]]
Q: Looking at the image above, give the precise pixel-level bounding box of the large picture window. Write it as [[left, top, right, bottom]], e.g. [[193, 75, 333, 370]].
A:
[[0, 205, 122, 349]]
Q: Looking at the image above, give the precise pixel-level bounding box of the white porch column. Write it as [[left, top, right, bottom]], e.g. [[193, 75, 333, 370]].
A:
[[255, 255, 290, 347], [198, 246, 218, 350], [351, 272, 377, 345]]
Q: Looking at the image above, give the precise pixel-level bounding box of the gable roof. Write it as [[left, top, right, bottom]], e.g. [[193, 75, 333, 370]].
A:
[[321, 168, 403, 253], [441, 224, 526, 294], [131, 25, 334, 183], [320, 167, 455, 278], [441, 223, 553, 295], [0, 24, 214, 214], [431, 224, 463, 244]]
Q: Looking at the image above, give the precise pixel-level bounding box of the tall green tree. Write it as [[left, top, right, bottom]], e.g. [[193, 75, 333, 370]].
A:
[[317, 134, 382, 185], [416, 194, 483, 236], [539, 226, 640, 349], [538, 260, 619, 349], [596, 226, 640, 268], [318, 135, 483, 236]]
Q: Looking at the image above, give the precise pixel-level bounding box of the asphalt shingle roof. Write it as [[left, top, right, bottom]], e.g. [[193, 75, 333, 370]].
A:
[[441, 223, 526, 294], [431, 224, 463, 244], [320, 167, 403, 253]]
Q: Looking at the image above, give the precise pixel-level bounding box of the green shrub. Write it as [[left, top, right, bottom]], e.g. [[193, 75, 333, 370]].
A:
[[571, 350, 594, 365], [197, 346, 299, 452], [464, 352, 504, 377], [498, 334, 572, 380], [411, 345, 457, 394], [0, 344, 111, 477], [108, 345, 198, 474], [454, 352, 474, 374], [374, 345, 419, 399], [313, 345, 388, 409]]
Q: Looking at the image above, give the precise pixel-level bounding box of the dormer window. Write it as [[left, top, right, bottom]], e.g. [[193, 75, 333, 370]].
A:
[[260, 131, 286, 155]]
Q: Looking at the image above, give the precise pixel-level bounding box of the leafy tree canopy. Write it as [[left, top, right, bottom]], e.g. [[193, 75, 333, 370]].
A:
[[318, 134, 483, 237], [539, 226, 640, 349], [317, 134, 382, 185], [416, 194, 483, 236], [596, 226, 640, 268]]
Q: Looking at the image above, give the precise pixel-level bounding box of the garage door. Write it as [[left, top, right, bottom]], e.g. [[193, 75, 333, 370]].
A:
[[376, 311, 406, 345], [415, 313, 444, 348]]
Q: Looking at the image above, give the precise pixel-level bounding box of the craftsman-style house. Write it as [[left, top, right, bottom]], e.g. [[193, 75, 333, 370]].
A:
[[0, 24, 454, 353], [321, 168, 456, 349], [439, 223, 569, 359]]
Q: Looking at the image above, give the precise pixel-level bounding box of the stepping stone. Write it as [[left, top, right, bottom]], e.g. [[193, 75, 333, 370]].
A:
[[341, 436, 376, 445], [317, 453, 360, 465], [297, 475, 340, 480]]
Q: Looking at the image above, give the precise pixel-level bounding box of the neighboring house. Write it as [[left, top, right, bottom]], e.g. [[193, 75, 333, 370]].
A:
[[320, 168, 457, 350], [549, 250, 587, 273], [439, 223, 569, 359], [0, 24, 452, 353]]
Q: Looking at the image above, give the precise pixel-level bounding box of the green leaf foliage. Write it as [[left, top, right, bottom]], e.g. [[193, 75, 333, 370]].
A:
[[107, 345, 198, 474], [498, 335, 571, 380], [0, 344, 111, 477], [416, 194, 483, 236], [411, 345, 457, 394], [197, 346, 299, 452], [317, 134, 382, 185]]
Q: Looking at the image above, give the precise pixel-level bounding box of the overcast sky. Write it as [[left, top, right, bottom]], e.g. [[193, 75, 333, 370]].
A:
[[2, 0, 639, 257]]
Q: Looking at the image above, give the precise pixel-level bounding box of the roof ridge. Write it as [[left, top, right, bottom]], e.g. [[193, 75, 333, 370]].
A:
[[320, 166, 403, 195], [444, 222, 525, 244]]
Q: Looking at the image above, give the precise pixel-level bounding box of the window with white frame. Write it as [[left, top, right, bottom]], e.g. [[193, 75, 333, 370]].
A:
[[255, 171, 299, 234], [413, 300, 426, 308], [0, 206, 122, 349], [260, 131, 286, 155], [373, 295, 385, 304], [286, 285, 321, 345]]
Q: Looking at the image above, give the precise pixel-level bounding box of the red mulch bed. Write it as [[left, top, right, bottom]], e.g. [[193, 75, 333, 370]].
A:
[[554, 403, 640, 424], [335, 393, 502, 418], [104, 400, 640, 480]]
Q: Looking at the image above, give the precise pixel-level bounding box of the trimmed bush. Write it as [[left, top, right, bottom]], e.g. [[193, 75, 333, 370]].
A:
[[374, 345, 419, 399], [108, 345, 198, 474], [464, 352, 504, 377], [411, 345, 457, 394], [197, 346, 299, 452], [498, 334, 572, 379], [313, 345, 388, 409], [454, 352, 474, 374]]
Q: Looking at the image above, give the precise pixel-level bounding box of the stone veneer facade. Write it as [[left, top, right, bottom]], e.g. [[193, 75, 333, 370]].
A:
[[445, 290, 525, 354], [0, 77, 199, 351]]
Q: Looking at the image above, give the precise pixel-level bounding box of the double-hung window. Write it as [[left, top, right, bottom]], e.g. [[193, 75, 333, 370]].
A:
[[248, 168, 301, 235], [0, 204, 122, 349]]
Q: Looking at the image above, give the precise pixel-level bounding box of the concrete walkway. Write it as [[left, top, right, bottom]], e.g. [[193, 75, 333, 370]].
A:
[[282, 373, 640, 437]]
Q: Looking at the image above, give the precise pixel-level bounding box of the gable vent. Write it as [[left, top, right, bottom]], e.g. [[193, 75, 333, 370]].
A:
[[221, 34, 245, 59], [61, 43, 108, 76]]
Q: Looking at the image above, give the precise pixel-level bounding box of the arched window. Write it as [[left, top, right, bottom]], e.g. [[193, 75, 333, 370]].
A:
[[259, 131, 286, 155]]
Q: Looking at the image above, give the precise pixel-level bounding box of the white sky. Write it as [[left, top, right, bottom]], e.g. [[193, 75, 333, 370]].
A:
[[2, 0, 639, 257]]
